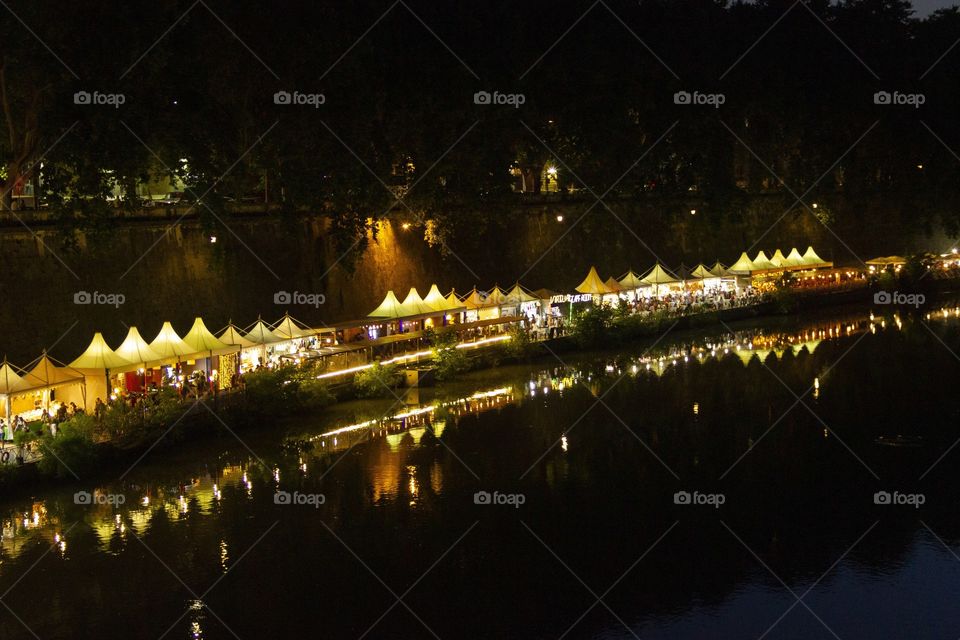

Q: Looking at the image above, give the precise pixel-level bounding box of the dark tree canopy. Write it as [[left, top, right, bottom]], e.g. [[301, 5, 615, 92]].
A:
[[1, 0, 959, 246]]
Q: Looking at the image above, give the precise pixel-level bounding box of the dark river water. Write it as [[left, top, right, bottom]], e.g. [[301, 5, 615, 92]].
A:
[[3, 302, 960, 639]]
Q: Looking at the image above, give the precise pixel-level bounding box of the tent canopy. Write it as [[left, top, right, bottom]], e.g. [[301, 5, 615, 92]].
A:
[[690, 264, 716, 279], [603, 276, 623, 292], [399, 287, 435, 316], [866, 255, 906, 266], [784, 248, 805, 267], [272, 313, 313, 340], [70, 333, 133, 370], [618, 270, 646, 290], [423, 284, 458, 312], [461, 287, 491, 310], [710, 262, 729, 277], [485, 286, 508, 306], [727, 252, 756, 275], [244, 318, 284, 345], [183, 317, 232, 354], [444, 289, 461, 308], [770, 249, 787, 267], [576, 266, 613, 295], [502, 283, 538, 305], [22, 354, 84, 391], [219, 324, 257, 348], [368, 290, 406, 319], [0, 362, 25, 395], [150, 322, 195, 360], [752, 250, 777, 271], [114, 327, 162, 370], [802, 246, 831, 267], [640, 263, 679, 285]]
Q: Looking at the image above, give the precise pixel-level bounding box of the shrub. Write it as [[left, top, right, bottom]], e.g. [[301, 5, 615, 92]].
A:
[[430, 330, 470, 381], [354, 362, 402, 398], [571, 304, 614, 348], [37, 434, 99, 478], [505, 322, 539, 359]]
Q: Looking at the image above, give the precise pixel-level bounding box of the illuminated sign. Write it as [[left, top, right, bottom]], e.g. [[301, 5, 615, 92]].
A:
[[551, 294, 594, 304]]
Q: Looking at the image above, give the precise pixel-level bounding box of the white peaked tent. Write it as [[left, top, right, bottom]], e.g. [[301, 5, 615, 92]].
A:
[[70, 333, 134, 406], [486, 286, 509, 307], [604, 277, 623, 292], [752, 250, 777, 271], [461, 287, 490, 310], [576, 266, 613, 295], [640, 263, 679, 296], [19, 354, 85, 417], [219, 324, 257, 349], [244, 318, 284, 345], [368, 291, 406, 319], [770, 249, 787, 267], [423, 284, 458, 312], [641, 263, 679, 283], [784, 248, 805, 268], [618, 270, 646, 291], [71, 333, 133, 370], [445, 289, 461, 309], [727, 252, 756, 275], [23, 354, 84, 391], [400, 287, 435, 316], [150, 322, 195, 360], [710, 262, 729, 277], [690, 264, 714, 279], [272, 313, 313, 340], [183, 317, 232, 355], [0, 361, 25, 423], [114, 327, 162, 372], [503, 283, 539, 306], [802, 246, 832, 267]]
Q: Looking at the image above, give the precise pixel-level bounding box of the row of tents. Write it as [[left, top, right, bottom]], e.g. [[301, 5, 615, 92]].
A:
[[0, 314, 320, 418], [575, 246, 832, 295], [368, 283, 543, 320]]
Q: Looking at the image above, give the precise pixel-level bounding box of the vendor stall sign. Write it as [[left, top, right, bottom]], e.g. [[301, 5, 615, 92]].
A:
[[551, 294, 593, 304]]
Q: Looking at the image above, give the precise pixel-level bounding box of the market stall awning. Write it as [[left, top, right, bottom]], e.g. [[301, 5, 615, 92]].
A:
[[244, 319, 285, 345], [802, 246, 832, 267], [444, 289, 461, 309], [603, 276, 623, 292], [866, 255, 907, 266], [640, 263, 679, 285], [70, 333, 134, 370], [727, 252, 755, 275], [575, 266, 613, 295], [423, 284, 461, 312], [710, 262, 729, 277], [272, 313, 314, 340], [485, 286, 509, 306], [770, 249, 787, 267], [618, 270, 646, 290], [0, 361, 25, 395], [400, 287, 436, 316], [183, 317, 233, 355], [690, 264, 715, 279], [114, 327, 162, 371], [21, 354, 84, 391], [219, 324, 257, 348], [368, 290, 406, 319], [751, 250, 778, 272], [150, 322, 197, 360], [502, 283, 539, 305], [784, 248, 805, 267], [461, 287, 491, 310]]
